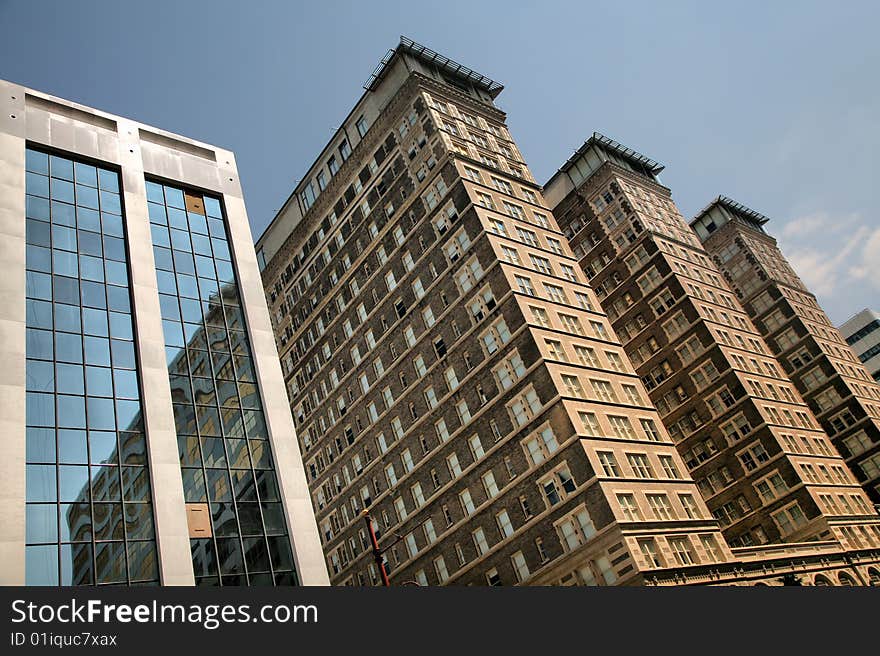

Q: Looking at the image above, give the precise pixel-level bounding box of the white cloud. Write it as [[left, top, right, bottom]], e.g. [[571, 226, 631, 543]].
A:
[[778, 212, 880, 314]]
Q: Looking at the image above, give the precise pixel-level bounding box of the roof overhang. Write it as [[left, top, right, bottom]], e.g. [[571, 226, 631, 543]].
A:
[[691, 195, 770, 227], [364, 36, 504, 98]]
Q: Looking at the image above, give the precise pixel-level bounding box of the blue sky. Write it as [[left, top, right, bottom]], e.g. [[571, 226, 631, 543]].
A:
[[1, 0, 878, 323]]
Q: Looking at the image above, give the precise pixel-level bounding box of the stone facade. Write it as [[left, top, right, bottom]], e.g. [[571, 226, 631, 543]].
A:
[[543, 134, 880, 561], [257, 40, 742, 586], [692, 200, 880, 504]]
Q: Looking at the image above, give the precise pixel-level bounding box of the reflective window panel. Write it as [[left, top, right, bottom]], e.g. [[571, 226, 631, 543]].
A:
[[24, 148, 158, 586]]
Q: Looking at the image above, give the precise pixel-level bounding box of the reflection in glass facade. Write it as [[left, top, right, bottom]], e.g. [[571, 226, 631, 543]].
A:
[[24, 148, 158, 586], [146, 181, 296, 586]]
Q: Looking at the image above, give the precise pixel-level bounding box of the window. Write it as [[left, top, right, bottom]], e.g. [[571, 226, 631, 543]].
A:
[[541, 467, 576, 506], [404, 325, 417, 348], [772, 503, 807, 537], [755, 472, 788, 503], [469, 434, 485, 460], [422, 306, 435, 328], [424, 386, 438, 409], [530, 306, 550, 327], [464, 166, 482, 183], [639, 539, 662, 567], [394, 535, 416, 565], [561, 374, 585, 398], [859, 453, 880, 480], [434, 556, 449, 583], [669, 537, 695, 565], [574, 291, 594, 311], [646, 493, 674, 520], [339, 139, 351, 161], [598, 451, 620, 477], [514, 275, 535, 296], [578, 411, 601, 434], [385, 463, 398, 487], [401, 448, 414, 472], [494, 352, 526, 390], [456, 257, 485, 292], [480, 471, 498, 499], [459, 488, 475, 515], [700, 535, 722, 562], [394, 497, 408, 521], [738, 442, 770, 472], [617, 494, 641, 521], [720, 414, 752, 443], [356, 115, 369, 137], [606, 351, 626, 373], [509, 387, 542, 426], [678, 493, 700, 519], [557, 508, 597, 551], [843, 430, 872, 457], [530, 254, 553, 275], [501, 245, 520, 265], [622, 384, 642, 405], [640, 418, 661, 441], [627, 453, 654, 478], [659, 455, 680, 479], [544, 283, 567, 303], [590, 379, 617, 402], [559, 313, 585, 335], [423, 518, 437, 544], [456, 400, 471, 425], [574, 345, 600, 367], [511, 551, 530, 582], [411, 482, 425, 508], [609, 415, 636, 439], [496, 510, 514, 538], [522, 426, 559, 465], [473, 527, 490, 556], [476, 192, 495, 210], [545, 339, 567, 362]]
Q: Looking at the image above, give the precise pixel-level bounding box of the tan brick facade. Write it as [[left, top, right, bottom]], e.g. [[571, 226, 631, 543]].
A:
[[692, 199, 880, 504], [544, 134, 880, 557], [257, 42, 735, 586]]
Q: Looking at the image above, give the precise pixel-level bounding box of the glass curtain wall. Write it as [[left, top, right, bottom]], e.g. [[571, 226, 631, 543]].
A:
[[24, 147, 158, 586], [146, 180, 296, 586]]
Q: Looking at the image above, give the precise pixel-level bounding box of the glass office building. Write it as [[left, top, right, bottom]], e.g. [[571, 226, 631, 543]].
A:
[[0, 80, 328, 586]]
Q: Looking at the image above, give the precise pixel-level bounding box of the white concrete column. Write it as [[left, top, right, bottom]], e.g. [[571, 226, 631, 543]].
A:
[[219, 157, 329, 585], [0, 82, 28, 585], [118, 121, 195, 585]]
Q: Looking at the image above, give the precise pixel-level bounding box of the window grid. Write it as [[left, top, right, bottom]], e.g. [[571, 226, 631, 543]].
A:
[[147, 180, 296, 586], [24, 147, 158, 586]]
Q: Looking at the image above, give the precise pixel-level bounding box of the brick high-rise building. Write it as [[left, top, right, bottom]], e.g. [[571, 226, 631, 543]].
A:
[[691, 199, 880, 503], [256, 39, 743, 586], [543, 133, 880, 554]]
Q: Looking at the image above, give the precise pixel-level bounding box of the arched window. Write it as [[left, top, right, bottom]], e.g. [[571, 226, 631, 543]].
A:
[[813, 574, 831, 586], [867, 567, 880, 586], [838, 572, 856, 586]]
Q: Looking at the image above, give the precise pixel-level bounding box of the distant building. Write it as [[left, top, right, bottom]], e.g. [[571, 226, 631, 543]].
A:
[[692, 200, 880, 503], [841, 309, 880, 383], [544, 133, 880, 555]]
